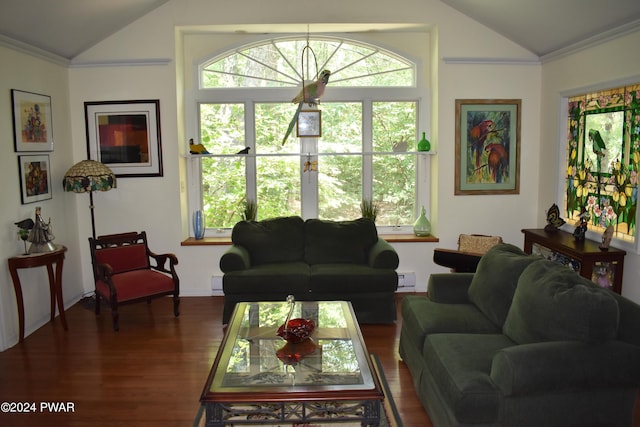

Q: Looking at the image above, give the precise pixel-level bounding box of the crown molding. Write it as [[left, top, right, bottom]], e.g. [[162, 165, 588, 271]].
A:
[[541, 18, 640, 63], [442, 57, 540, 65], [69, 58, 172, 68], [0, 34, 70, 67]]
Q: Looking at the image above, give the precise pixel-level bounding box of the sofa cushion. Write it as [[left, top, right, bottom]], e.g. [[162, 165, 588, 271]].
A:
[[232, 216, 305, 265], [222, 262, 310, 295], [304, 218, 378, 265], [308, 264, 398, 293], [467, 243, 540, 328], [423, 333, 514, 424], [400, 295, 501, 357], [503, 259, 619, 344]]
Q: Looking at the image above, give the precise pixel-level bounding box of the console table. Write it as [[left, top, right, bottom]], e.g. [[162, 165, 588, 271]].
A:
[[7, 245, 68, 342], [521, 229, 626, 294]]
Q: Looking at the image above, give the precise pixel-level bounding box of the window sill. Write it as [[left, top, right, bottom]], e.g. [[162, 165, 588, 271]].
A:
[[180, 233, 438, 246]]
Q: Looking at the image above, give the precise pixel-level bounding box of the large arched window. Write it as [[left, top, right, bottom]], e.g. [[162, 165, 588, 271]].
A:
[[188, 36, 429, 232]]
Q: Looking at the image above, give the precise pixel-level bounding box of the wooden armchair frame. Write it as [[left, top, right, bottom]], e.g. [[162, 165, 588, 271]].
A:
[[88, 231, 180, 331]]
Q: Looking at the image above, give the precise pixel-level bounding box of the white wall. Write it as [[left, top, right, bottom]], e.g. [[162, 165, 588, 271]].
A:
[[64, 0, 540, 302], [540, 30, 640, 303], [0, 46, 84, 349], [17, 0, 637, 349]]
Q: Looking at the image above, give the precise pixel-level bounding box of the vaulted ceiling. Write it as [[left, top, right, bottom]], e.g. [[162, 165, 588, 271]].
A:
[[0, 0, 639, 61]]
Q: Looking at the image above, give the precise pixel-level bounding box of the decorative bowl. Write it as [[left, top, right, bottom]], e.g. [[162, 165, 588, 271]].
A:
[[276, 338, 317, 365], [277, 318, 315, 343]]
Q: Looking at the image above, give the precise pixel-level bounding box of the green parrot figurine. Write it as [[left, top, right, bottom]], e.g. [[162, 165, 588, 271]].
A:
[[282, 69, 331, 145]]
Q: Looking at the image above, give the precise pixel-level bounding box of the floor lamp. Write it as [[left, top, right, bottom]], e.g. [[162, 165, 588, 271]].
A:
[[62, 160, 117, 240]]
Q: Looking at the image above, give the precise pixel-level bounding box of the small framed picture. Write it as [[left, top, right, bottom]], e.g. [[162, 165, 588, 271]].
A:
[[18, 154, 52, 204], [12, 89, 54, 152], [297, 110, 322, 138], [85, 99, 163, 177]]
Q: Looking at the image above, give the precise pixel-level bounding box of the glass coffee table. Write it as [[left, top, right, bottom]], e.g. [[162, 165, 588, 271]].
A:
[[199, 300, 384, 426]]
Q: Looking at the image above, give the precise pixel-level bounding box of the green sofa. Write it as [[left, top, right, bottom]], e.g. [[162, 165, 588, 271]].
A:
[[219, 216, 399, 324], [400, 243, 640, 427]]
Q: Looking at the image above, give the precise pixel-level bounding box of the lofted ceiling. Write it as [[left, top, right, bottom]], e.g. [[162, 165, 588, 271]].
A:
[[0, 0, 639, 61]]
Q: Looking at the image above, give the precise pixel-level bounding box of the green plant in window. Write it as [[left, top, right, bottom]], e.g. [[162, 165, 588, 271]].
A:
[[242, 200, 258, 222], [360, 199, 378, 223]]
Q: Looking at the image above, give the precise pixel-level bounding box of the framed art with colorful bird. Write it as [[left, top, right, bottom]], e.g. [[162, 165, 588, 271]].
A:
[[455, 99, 521, 195]]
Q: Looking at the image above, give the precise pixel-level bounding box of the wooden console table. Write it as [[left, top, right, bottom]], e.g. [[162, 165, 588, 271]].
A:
[[521, 229, 626, 294], [7, 245, 68, 342]]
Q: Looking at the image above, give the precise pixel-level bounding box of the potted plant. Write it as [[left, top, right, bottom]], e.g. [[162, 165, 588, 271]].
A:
[[242, 200, 258, 222], [360, 199, 378, 223]]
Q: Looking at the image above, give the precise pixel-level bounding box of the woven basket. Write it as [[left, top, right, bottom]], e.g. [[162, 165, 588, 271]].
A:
[[458, 234, 502, 254]]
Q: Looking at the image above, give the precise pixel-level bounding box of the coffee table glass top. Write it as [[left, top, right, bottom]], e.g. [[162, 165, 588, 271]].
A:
[[205, 300, 377, 394]]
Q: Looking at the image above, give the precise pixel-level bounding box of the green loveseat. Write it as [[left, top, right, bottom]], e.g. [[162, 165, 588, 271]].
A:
[[400, 243, 640, 427], [219, 216, 399, 324]]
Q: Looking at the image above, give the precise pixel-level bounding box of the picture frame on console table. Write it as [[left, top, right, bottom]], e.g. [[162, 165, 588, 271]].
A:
[[85, 100, 163, 177], [455, 99, 521, 195]]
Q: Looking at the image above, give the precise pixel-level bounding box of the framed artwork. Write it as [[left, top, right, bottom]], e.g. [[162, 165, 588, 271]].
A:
[[297, 110, 322, 137], [18, 154, 52, 204], [455, 99, 521, 195], [85, 100, 163, 177], [12, 89, 54, 152]]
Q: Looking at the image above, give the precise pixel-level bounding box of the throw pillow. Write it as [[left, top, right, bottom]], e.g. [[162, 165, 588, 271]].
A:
[[304, 218, 378, 265], [467, 243, 540, 327], [232, 216, 305, 265], [503, 259, 619, 344]]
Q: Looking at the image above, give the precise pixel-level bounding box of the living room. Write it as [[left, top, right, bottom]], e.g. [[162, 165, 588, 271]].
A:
[[1, 1, 640, 423]]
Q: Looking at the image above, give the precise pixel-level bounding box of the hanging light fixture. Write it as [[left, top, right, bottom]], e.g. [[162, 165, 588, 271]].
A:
[[62, 160, 117, 239]]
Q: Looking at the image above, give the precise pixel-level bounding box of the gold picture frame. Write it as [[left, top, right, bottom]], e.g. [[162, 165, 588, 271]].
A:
[[455, 99, 521, 195]]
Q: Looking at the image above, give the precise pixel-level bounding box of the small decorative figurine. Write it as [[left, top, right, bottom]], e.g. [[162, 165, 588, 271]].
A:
[[27, 206, 56, 253], [544, 203, 566, 232], [599, 225, 614, 250], [572, 207, 589, 242]]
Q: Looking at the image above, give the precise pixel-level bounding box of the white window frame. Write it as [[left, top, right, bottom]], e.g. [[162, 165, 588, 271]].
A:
[[185, 35, 432, 236]]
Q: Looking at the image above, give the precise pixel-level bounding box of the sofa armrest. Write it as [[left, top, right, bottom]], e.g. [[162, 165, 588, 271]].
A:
[[368, 238, 399, 269], [427, 273, 474, 303], [491, 341, 640, 396], [219, 244, 251, 272]]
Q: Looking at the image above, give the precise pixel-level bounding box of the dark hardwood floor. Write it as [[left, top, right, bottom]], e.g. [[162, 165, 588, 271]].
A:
[[0, 294, 430, 426], [0, 294, 638, 427]]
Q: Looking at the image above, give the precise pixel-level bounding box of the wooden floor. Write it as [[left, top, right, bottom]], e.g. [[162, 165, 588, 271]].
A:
[[1, 294, 638, 427], [0, 294, 430, 426]]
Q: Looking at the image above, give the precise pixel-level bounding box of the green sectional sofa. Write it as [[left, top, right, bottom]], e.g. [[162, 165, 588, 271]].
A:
[[400, 243, 640, 427], [219, 216, 399, 324]]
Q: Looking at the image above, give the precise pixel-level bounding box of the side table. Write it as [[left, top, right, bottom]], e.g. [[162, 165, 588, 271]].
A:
[[7, 245, 68, 342]]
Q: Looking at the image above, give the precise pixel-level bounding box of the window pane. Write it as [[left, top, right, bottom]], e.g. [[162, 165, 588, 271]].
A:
[[373, 102, 417, 225], [202, 157, 246, 228], [256, 157, 300, 218], [200, 103, 246, 228], [318, 103, 363, 219]]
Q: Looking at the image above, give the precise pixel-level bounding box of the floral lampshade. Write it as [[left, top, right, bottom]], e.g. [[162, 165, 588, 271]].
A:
[[62, 160, 116, 193]]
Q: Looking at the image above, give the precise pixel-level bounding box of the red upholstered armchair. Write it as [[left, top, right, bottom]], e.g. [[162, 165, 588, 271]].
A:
[[88, 231, 180, 331]]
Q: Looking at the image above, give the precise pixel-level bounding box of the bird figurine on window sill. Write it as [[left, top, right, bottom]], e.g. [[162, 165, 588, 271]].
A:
[[189, 138, 209, 155]]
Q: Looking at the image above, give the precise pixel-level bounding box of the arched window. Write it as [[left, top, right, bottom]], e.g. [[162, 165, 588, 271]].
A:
[[189, 36, 430, 232]]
